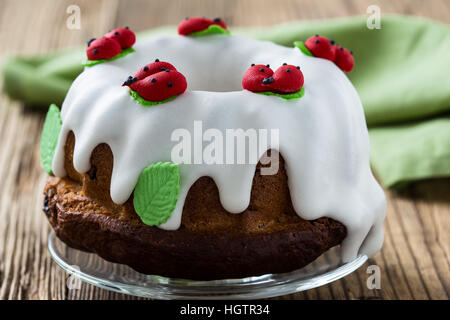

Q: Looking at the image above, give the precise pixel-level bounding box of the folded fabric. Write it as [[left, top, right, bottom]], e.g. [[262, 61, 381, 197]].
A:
[[370, 116, 450, 188], [2, 15, 450, 188]]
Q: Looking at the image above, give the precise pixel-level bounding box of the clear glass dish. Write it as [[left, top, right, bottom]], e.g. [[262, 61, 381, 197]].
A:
[[48, 230, 367, 299]]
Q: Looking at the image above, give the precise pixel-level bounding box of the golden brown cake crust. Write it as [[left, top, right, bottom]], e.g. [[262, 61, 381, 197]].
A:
[[43, 131, 346, 280]]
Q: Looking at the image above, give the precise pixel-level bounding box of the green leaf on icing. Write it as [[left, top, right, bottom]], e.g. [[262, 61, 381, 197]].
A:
[[40, 104, 62, 174], [129, 89, 177, 107], [133, 162, 180, 226], [293, 41, 314, 57], [189, 25, 231, 37], [256, 87, 305, 100], [82, 47, 135, 67]]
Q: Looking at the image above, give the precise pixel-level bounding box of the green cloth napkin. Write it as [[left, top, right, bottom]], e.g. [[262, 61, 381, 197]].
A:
[[2, 15, 450, 188]]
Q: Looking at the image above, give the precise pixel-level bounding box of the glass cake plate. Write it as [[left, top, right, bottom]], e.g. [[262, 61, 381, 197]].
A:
[[48, 230, 367, 299]]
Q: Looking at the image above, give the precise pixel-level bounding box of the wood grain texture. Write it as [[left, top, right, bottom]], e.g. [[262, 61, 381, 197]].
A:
[[0, 0, 449, 300]]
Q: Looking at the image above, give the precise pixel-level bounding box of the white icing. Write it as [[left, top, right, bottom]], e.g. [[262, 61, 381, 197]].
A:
[[53, 34, 386, 262]]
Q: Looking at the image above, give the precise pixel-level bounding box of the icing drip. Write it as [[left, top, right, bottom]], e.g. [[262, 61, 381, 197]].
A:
[[52, 34, 386, 262]]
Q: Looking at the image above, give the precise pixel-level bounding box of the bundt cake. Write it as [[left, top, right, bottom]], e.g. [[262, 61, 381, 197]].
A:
[[41, 18, 386, 280]]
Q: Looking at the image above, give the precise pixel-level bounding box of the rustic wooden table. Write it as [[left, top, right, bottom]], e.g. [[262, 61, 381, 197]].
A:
[[0, 0, 449, 300]]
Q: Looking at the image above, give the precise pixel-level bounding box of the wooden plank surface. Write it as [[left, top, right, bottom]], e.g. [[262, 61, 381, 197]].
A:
[[0, 0, 449, 300]]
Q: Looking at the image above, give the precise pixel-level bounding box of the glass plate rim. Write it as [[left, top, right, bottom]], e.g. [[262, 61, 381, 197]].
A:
[[48, 230, 368, 300]]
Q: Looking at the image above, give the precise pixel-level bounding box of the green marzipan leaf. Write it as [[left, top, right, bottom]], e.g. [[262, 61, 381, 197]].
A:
[[40, 104, 62, 174], [256, 87, 305, 100], [293, 41, 314, 57], [133, 162, 180, 226], [189, 25, 231, 37], [129, 89, 177, 107], [82, 47, 135, 67]]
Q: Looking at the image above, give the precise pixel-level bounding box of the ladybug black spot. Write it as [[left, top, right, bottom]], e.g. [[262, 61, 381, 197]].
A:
[[339, 47, 344, 50], [155, 58, 160, 62], [160, 67, 166, 71], [251, 63, 255, 67], [266, 64, 270, 67], [330, 39, 335, 45], [315, 34, 319, 37], [125, 26, 129, 29], [286, 69, 291, 72], [87, 38, 96, 47], [93, 49, 98, 54], [168, 82, 173, 88], [315, 39, 320, 44], [296, 66, 300, 70], [165, 69, 170, 72], [151, 78, 157, 83], [143, 66, 149, 71], [213, 17, 221, 22], [262, 77, 275, 85], [114, 32, 119, 35], [132, 77, 138, 82], [283, 63, 287, 65], [259, 68, 264, 72]]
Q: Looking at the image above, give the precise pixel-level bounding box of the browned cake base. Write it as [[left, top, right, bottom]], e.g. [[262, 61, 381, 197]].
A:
[[43, 131, 346, 280]]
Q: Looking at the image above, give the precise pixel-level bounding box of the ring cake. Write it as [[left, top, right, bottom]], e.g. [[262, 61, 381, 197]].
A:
[[41, 18, 386, 280]]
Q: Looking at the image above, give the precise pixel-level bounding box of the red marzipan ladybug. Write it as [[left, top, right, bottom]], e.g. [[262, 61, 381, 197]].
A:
[[178, 17, 227, 36], [269, 64, 304, 94], [129, 69, 187, 102], [304, 35, 336, 61], [333, 45, 354, 72], [105, 27, 136, 49], [123, 60, 187, 102], [242, 63, 304, 94], [86, 37, 121, 60], [242, 64, 274, 92]]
